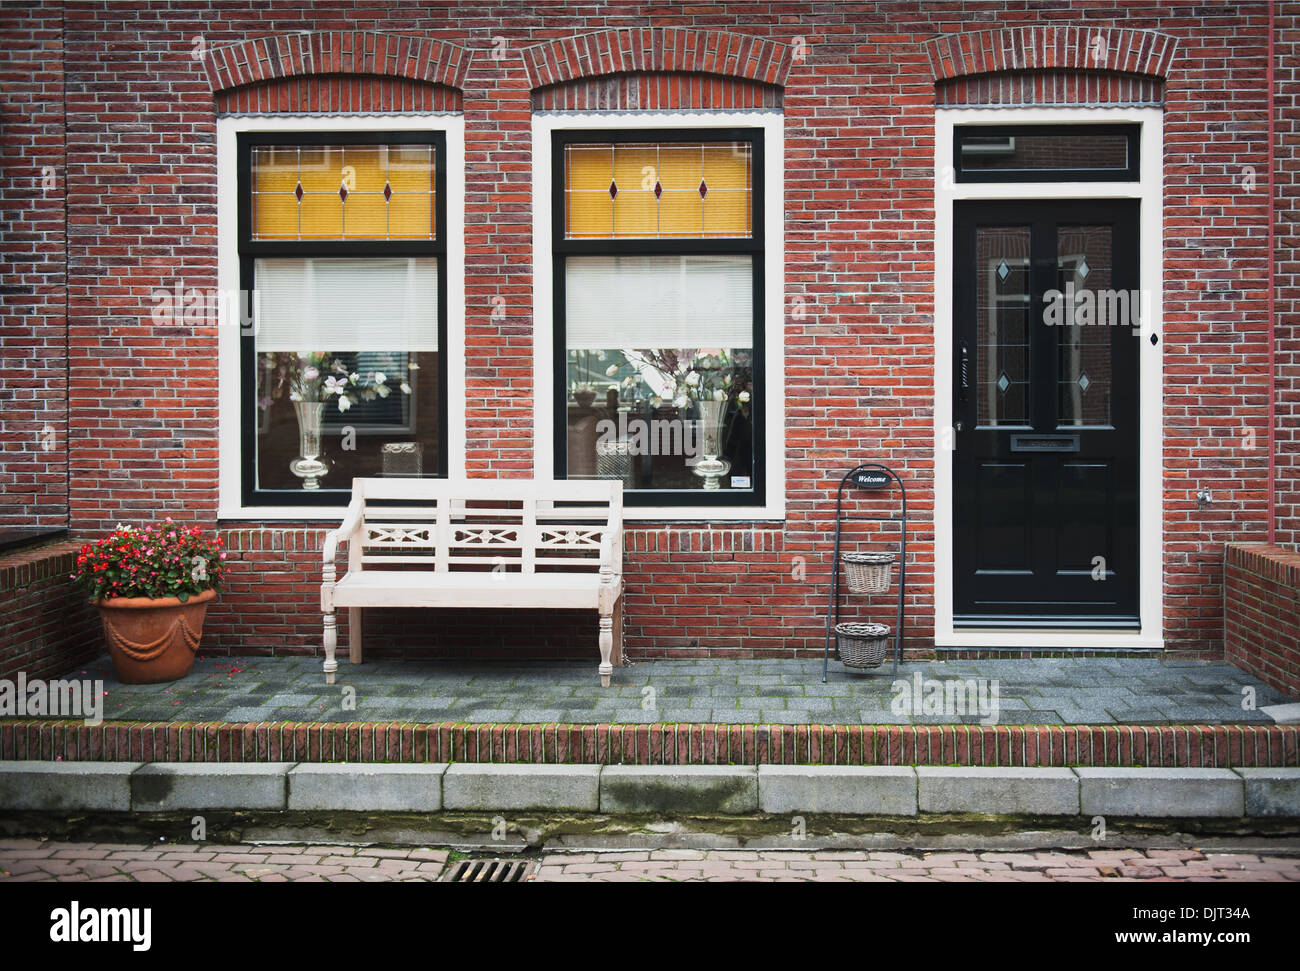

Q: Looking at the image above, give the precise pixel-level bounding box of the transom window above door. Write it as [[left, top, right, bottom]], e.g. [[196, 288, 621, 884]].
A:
[[237, 131, 448, 507], [953, 124, 1140, 182], [552, 129, 766, 507]]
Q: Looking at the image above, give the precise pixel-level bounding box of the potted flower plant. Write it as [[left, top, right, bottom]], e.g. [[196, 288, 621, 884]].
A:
[[71, 520, 227, 684]]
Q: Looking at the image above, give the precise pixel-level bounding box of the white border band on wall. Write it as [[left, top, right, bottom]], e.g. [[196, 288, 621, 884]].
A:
[[933, 106, 1164, 650], [531, 110, 787, 522], [215, 114, 466, 521]]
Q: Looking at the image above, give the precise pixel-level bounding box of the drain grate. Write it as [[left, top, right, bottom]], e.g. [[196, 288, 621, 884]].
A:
[[442, 859, 534, 883]]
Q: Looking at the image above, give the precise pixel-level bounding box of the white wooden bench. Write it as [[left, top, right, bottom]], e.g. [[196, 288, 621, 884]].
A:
[[320, 478, 625, 686]]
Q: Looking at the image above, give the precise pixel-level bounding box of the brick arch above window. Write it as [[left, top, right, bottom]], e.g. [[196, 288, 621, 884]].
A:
[[937, 70, 1164, 108], [216, 75, 462, 115], [520, 27, 793, 91], [533, 72, 781, 112], [203, 31, 472, 95], [924, 25, 1178, 82]]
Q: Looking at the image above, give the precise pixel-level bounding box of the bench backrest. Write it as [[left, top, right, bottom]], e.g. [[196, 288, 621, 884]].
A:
[[347, 478, 622, 576]]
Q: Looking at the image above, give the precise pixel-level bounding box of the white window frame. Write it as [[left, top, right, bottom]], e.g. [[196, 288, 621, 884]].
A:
[[216, 113, 466, 520], [532, 110, 786, 522], [934, 106, 1164, 650]]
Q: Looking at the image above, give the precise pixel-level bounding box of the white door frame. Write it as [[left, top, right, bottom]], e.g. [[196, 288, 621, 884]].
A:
[[933, 106, 1164, 649]]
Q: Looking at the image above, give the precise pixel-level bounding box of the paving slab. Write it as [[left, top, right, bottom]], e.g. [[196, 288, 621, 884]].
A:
[[131, 762, 293, 811], [0, 761, 141, 811], [1235, 768, 1300, 817], [442, 763, 600, 811], [287, 763, 447, 811], [1076, 768, 1244, 818], [61, 655, 1297, 726], [916, 767, 1078, 815], [601, 765, 758, 814], [758, 766, 917, 815]]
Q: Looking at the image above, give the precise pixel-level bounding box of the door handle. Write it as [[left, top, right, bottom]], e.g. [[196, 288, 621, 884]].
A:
[[955, 342, 970, 434]]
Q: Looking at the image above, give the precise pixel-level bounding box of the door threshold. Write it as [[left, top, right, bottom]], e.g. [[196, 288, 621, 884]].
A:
[[936, 630, 1163, 651]]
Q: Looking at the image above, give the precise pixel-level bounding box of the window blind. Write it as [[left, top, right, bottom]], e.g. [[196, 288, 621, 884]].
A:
[[254, 257, 438, 351], [564, 254, 753, 350]]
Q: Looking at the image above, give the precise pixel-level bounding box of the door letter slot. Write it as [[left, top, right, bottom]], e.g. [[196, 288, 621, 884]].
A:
[[1010, 434, 1080, 453]]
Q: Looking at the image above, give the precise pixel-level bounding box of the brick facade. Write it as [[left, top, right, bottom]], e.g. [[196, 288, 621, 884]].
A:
[[1225, 543, 1300, 697], [0, 541, 100, 682], [0, 4, 68, 529], [0, 2, 1292, 665], [2, 718, 1296, 768]]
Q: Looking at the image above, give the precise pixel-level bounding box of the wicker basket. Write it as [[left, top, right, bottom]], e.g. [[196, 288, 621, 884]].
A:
[[841, 551, 895, 594], [835, 622, 891, 669]]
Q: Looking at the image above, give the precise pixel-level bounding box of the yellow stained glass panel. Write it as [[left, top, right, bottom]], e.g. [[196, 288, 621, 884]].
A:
[[702, 144, 750, 191], [703, 190, 751, 237], [344, 193, 388, 237], [567, 146, 613, 191], [568, 192, 613, 237], [345, 147, 386, 193], [564, 140, 751, 239], [253, 148, 300, 193], [657, 190, 703, 237], [657, 145, 703, 190], [387, 145, 434, 193], [298, 146, 342, 192], [299, 194, 343, 238], [250, 143, 435, 241], [253, 193, 300, 239], [613, 191, 658, 237], [387, 198, 433, 238]]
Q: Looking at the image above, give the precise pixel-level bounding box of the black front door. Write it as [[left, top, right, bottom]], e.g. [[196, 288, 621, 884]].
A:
[[953, 200, 1140, 628]]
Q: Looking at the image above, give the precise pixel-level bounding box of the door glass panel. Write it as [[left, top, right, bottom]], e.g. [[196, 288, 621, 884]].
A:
[[976, 227, 1030, 426], [1057, 225, 1113, 426]]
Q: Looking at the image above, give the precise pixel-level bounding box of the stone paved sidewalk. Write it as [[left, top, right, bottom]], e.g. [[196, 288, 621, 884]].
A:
[[62, 655, 1295, 725], [2, 841, 1298, 882]]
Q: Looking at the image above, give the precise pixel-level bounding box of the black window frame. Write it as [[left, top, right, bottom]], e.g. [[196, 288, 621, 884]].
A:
[[551, 127, 766, 509], [237, 130, 449, 507], [954, 124, 1140, 183]]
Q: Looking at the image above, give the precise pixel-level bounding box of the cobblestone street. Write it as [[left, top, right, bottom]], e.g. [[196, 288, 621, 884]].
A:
[[2, 840, 1298, 882]]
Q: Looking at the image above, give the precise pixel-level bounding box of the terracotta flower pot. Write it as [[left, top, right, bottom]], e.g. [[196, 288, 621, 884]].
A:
[[96, 588, 217, 684]]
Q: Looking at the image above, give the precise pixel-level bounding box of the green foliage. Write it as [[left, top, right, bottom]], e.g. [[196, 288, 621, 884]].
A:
[[71, 519, 227, 602]]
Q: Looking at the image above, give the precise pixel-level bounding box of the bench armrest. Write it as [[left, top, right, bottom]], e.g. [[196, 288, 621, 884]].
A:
[[322, 496, 365, 570], [600, 525, 624, 582]]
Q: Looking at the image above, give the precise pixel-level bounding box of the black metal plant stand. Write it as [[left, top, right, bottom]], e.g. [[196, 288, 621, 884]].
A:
[[822, 463, 908, 683]]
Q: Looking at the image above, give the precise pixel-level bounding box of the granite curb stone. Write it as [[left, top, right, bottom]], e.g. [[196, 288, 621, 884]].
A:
[[443, 763, 601, 811], [1234, 768, 1300, 817], [758, 765, 918, 815], [0, 760, 141, 811], [287, 763, 447, 811], [916, 766, 1079, 815], [600, 765, 759, 814], [1076, 767, 1244, 817], [131, 762, 293, 811]]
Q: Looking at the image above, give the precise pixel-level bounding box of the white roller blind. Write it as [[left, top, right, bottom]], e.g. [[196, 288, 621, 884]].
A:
[[254, 257, 438, 352], [565, 254, 753, 350]]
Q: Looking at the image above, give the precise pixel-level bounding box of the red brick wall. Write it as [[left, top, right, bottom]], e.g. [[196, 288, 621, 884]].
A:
[[21, 2, 1280, 664], [0, 541, 100, 682], [0, 3, 68, 528], [1224, 543, 1300, 697], [1277, 3, 1300, 548], [1227, 545, 1300, 696]]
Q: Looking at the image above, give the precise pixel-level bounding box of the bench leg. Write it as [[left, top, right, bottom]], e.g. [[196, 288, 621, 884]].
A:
[[612, 597, 625, 668], [348, 607, 363, 665], [598, 609, 614, 688], [323, 609, 338, 685]]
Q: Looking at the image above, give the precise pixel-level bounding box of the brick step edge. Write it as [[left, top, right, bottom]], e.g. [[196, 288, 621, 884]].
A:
[[1, 721, 1296, 767]]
